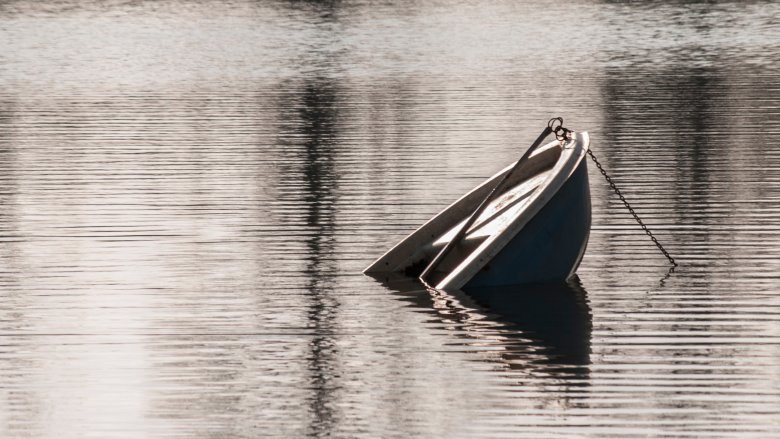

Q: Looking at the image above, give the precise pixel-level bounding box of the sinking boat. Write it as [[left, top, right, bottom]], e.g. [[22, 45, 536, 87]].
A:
[[364, 128, 591, 291]]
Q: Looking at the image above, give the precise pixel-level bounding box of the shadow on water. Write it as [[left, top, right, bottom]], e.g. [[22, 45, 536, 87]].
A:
[[383, 275, 592, 382]]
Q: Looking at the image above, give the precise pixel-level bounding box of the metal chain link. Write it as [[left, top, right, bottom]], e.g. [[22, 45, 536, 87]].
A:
[[586, 149, 678, 267]]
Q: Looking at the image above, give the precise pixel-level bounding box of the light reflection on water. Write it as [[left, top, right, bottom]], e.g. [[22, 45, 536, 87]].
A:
[[1, 0, 780, 437]]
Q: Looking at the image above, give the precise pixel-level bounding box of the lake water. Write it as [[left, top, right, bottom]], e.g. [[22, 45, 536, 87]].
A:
[[1, 0, 779, 437]]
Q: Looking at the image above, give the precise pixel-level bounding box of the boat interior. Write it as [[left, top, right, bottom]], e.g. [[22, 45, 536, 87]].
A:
[[397, 141, 564, 279]]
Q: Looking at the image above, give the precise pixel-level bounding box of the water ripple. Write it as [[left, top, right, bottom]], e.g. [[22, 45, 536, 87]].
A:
[[1, 0, 780, 438]]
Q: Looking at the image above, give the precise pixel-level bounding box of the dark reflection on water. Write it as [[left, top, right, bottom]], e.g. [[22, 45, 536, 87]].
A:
[[296, 76, 341, 437], [279, 3, 344, 431], [385, 277, 593, 382], [464, 278, 592, 373], [1, 0, 780, 437]]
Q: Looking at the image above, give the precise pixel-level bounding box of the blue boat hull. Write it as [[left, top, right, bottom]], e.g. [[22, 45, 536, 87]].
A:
[[465, 158, 591, 289]]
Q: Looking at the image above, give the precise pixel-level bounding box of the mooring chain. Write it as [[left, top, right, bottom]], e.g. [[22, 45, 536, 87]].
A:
[[586, 148, 678, 267]]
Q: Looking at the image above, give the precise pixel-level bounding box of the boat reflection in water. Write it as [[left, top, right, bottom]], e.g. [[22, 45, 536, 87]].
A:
[[460, 278, 592, 371], [386, 276, 592, 381]]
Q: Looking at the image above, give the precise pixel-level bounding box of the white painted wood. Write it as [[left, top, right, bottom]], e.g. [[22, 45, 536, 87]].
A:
[[432, 172, 549, 246]]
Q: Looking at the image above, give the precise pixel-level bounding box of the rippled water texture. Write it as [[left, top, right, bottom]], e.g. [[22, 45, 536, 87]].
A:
[[1, 1, 779, 437]]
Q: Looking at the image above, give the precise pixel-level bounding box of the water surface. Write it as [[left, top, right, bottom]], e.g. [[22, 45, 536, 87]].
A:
[[1, 0, 779, 437]]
